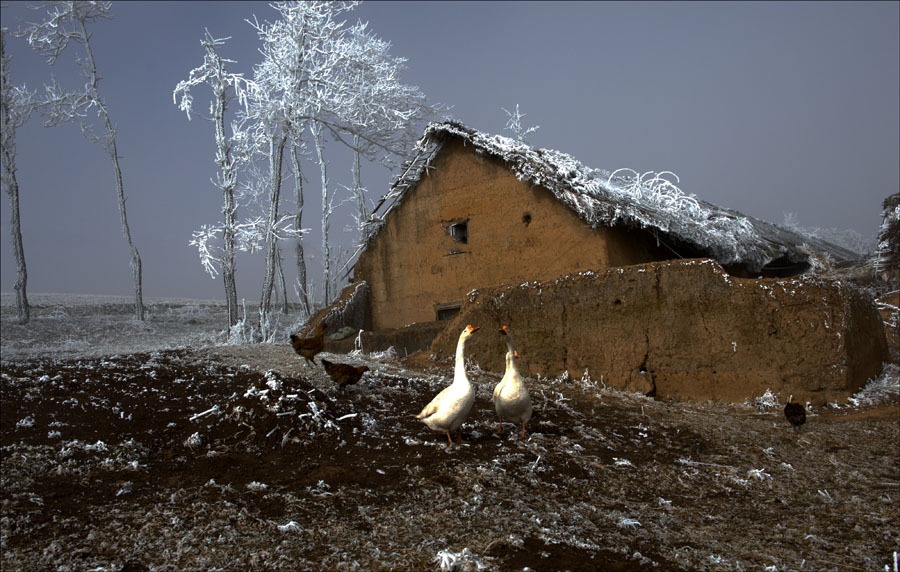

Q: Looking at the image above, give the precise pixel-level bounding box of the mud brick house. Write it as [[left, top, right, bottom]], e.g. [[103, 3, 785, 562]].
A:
[[309, 121, 887, 403], [341, 121, 857, 330]]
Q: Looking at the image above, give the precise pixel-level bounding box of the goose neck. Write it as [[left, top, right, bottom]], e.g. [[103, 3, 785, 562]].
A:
[[454, 335, 469, 381], [504, 338, 519, 374], [507, 354, 521, 378]]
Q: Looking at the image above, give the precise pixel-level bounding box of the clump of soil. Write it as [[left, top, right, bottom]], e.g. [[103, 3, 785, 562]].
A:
[[2, 344, 898, 571]]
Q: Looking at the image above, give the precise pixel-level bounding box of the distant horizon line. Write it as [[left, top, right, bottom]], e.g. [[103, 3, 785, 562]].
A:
[[0, 292, 229, 304]]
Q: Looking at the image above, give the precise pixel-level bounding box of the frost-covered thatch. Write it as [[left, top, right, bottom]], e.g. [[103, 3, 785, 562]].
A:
[[365, 121, 858, 273]]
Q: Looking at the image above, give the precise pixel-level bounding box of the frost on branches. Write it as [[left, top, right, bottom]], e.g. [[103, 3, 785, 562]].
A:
[[187, 201, 306, 278], [333, 20, 434, 231], [242, 1, 358, 331], [782, 212, 873, 257], [502, 104, 539, 143], [174, 30, 253, 329], [242, 0, 437, 328], [176, 1, 439, 339]]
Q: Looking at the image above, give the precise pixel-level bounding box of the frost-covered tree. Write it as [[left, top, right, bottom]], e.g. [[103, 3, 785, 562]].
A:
[[502, 104, 539, 143], [221, 132, 306, 340], [312, 17, 438, 305], [333, 20, 435, 234], [173, 30, 252, 329], [782, 212, 873, 256], [19, 1, 144, 320], [0, 28, 35, 324], [244, 0, 357, 332], [241, 74, 290, 337], [245, 0, 439, 328]]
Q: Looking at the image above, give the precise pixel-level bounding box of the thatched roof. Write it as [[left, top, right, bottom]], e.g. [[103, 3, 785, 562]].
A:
[[364, 121, 858, 273]]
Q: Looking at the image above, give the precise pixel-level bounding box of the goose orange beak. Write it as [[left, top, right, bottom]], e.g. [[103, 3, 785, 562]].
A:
[[499, 325, 509, 335], [466, 324, 480, 333]]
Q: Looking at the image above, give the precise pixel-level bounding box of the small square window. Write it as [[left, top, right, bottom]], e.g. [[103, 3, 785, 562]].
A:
[[434, 301, 462, 321], [449, 221, 468, 244]]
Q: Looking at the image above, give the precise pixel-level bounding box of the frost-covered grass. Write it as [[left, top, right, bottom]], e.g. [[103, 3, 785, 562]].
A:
[[845, 364, 900, 408], [749, 388, 780, 410], [0, 292, 312, 361], [747, 365, 900, 412], [0, 293, 227, 360]]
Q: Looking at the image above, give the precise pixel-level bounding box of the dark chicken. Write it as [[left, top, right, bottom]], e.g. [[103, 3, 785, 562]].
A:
[[321, 358, 370, 392], [784, 397, 806, 432], [290, 322, 327, 365]]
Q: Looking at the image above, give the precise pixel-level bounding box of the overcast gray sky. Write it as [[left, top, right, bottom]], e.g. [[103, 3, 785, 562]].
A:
[[1, 1, 898, 301]]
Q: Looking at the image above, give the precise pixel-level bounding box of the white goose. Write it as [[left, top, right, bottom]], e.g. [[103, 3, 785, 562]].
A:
[[492, 326, 533, 438], [416, 324, 480, 444]]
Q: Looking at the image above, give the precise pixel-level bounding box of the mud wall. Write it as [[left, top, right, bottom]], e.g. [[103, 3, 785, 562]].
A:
[[431, 259, 888, 405], [298, 282, 371, 338], [322, 321, 447, 357], [355, 140, 671, 330], [876, 290, 900, 363]]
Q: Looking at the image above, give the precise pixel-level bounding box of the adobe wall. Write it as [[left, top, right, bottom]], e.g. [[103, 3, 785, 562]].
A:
[[298, 282, 371, 338], [354, 140, 670, 330], [876, 290, 899, 363], [431, 259, 888, 406]]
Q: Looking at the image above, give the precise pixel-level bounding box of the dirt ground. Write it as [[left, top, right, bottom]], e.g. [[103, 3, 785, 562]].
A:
[[1, 297, 899, 571]]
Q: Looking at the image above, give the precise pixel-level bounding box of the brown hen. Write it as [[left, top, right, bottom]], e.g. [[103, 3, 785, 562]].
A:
[[321, 358, 370, 392], [290, 322, 327, 365]]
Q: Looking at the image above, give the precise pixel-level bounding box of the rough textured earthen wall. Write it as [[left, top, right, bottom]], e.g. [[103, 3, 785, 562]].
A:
[[355, 140, 670, 330], [431, 259, 888, 405], [877, 290, 900, 363], [298, 282, 371, 338]]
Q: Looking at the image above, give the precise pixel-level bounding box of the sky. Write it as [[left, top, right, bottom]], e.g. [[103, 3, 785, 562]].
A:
[[1, 1, 898, 303]]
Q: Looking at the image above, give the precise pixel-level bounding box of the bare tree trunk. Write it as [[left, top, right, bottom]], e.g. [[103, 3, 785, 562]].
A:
[[276, 244, 289, 314], [0, 31, 30, 324], [260, 132, 287, 337], [351, 133, 366, 233], [289, 139, 310, 317], [1, 156, 29, 324], [212, 76, 239, 328], [221, 184, 239, 327], [103, 117, 144, 321], [311, 122, 331, 305], [79, 15, 143, 321]]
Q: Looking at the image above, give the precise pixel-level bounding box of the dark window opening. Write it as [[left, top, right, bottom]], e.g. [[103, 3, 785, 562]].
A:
[[434, 301, 462, 321], [522, 213, 532, 226], [450, 221, 468, 244], [756, 256, 812, 278]]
